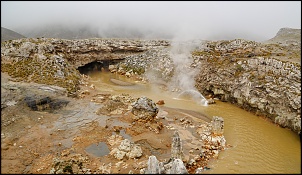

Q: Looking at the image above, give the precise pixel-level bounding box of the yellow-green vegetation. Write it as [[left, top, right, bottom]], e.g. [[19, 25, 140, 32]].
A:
[[1, 54, 81, 96], [191, 50, 212, 56]]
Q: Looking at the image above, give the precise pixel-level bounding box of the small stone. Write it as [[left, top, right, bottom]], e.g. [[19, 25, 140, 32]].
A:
[[156, 100, 165, 105]]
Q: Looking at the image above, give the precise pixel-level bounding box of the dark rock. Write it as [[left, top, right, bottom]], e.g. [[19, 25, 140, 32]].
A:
[[24, 96, 69, 112]]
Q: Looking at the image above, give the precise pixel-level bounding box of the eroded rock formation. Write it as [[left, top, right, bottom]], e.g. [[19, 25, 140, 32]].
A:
[[193, 39, 301, 134], [1, 38, 170, 96], [1, 32, 300, 134], [109, 139, 143, 160], [145, 116, 226, 174], [131, 96, 159, 121]]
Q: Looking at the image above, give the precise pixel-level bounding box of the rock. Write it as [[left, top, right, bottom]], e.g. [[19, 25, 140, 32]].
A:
[[156, 110, 168, 119], [114, 150, 127, 160], [96, 94, 134, 116], [131, 96, 159, 121], [24, 95, 69, 111], [195, 167, 204, 174], [119, 139, 132, 152], [207, 98, 215, 104], [156, 100, 165, 105], [127, 144, 143, 159], [111, 139, 143, 160], [50, 154, 89, 174], [145, 155, 160, 174], [170, 159, 188, 174], [211, 116, 224, 135], [1, 38, 170, 97], [194, 38, 301, 134], [171, 131, 184, 160], [107, 135, 123, 147], [113, 126, 123, 132], [109, 65, 117, 73]]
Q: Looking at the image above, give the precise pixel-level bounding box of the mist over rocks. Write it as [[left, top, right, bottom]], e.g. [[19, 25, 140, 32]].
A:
[[1, 28, 301, 134]]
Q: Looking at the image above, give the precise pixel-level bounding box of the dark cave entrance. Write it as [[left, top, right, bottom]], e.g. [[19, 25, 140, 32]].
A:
[[77, 60, 121, 75]]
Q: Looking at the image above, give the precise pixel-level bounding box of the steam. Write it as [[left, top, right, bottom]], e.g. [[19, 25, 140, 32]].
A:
[[168, 38, 208, 106]]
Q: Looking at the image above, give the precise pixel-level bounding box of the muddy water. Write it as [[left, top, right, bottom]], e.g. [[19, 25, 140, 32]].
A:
[[88, 71, 301, 174]]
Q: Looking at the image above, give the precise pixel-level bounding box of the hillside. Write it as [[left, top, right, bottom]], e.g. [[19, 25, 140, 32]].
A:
[[15, 24, 173, 40], [1, 27, 26, 42], [21, 25, 99, 40], [262, 28, 301, 64], [265, 27, 301, 44]]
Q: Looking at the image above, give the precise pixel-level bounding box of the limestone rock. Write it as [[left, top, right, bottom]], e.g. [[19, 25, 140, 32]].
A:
[[170, 159, 188, 174], [171, 131, 184, 160], [194, 39, 301, 134], [111, 139, 142, 160], [211, 116, 224, 135], [145, 155, 160, 174], [131, 96, 159, 121]]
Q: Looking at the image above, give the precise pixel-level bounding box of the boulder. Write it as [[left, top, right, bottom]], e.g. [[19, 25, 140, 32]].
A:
[[131, 96, 159, 121], [145, 155, 160, 174], [110, 139, 142, 160], [171, 131, 184, 160]]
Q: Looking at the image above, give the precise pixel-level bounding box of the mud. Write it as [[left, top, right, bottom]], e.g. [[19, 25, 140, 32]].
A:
[[1, 72, 216, 174]]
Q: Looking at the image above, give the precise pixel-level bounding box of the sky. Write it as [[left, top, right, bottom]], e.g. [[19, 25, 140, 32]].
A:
[[1, 1, 301, 41]]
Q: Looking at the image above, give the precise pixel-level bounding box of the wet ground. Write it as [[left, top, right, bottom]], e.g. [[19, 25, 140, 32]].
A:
[[1, 72, 214, 174]]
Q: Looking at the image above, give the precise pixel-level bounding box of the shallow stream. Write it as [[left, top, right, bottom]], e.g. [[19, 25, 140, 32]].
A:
[[88, 71, 301, 174]]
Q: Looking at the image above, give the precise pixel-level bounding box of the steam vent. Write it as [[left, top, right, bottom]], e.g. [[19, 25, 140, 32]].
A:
[[1, 26, 300, 174]]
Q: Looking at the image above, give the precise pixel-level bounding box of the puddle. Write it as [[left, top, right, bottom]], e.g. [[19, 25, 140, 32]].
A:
[[84, 142, 110, 157], [113, 129, 132, 141]]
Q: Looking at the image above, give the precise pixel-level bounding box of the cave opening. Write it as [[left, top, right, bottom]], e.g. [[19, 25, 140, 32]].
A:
[[77, 60, 121, 75]]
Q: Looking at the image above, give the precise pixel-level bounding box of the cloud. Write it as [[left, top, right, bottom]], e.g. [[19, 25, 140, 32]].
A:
[[1, 1, 301, 41]]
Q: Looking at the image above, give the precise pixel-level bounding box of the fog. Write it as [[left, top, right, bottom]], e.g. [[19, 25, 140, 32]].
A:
[[1, 1, 301, 41]]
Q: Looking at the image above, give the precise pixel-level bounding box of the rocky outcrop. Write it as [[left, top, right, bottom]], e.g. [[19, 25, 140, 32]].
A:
[[131, 96, 159, 121], [266, 28, 301, 45], [144, 117, 226, 174], [196, 116, 226, 160], [171, 131, 184, 160], [145, 156, 188, 174], [1, 38, 170, 96], [145, 155, 161, 174], [104, 38, 301, 134], [144, 131, 188, 174], [110, 48, 174, 80], [50, 154, 90, 174], [1, 35, 300, 135], [109, 139, 143, 160], [96, 94, 135, 116], [194, 39, 301, 134], [50, 38, 170, 68]]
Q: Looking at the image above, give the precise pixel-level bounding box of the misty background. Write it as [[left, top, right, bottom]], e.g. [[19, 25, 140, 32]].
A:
[[1, 1, 301, 41]]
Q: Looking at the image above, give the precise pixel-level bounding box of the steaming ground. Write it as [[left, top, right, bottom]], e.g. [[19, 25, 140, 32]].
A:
[[166, 40, 208, 106]]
